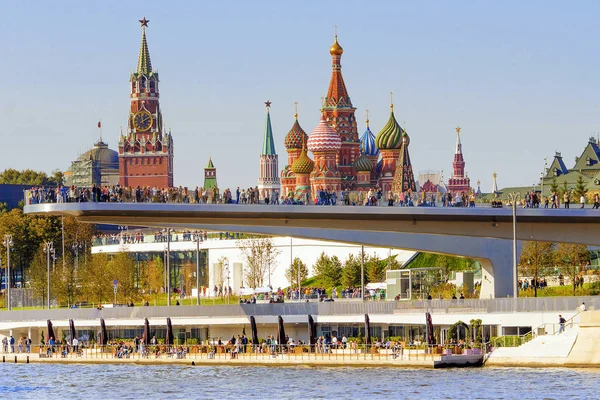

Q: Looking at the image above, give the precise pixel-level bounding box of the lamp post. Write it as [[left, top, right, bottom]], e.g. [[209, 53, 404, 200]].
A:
[[166, 228, 171, 306], [3, 234, 13, 310], [508, 192, 521, 299], [225, 260, 230, 304], [541, 157, 548, 198], [43, 241, 54, 309], [118, 225, 128, 244], [361, 245, 365, 301], [193, 231, 201, 305]]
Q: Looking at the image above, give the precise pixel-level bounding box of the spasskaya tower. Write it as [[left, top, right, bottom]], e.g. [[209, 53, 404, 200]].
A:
[[118, 17, 174, 187]]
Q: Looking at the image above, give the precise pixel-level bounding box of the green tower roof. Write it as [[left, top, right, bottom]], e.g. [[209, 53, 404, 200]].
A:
[[205, 157, 215, 169], [261, 105, 277, 156], [137, 27, 152, 75]]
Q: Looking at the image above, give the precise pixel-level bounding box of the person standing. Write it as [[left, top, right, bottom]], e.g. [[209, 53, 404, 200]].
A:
[[564, 192, 570, 209], [580, 194, 586, 209], [25, 337, 31, 354], [558, 315, 566, 334], [2, 337, 7, 353], [9, 336, 15, 353]]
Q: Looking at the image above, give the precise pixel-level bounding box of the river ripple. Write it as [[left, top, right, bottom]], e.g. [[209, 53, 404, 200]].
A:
[[0, 364, 597, 399]]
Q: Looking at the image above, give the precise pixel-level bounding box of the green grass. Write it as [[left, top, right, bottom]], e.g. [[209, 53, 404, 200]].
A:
[[518, 281, 600, 297], [0, 293, 242, 311]]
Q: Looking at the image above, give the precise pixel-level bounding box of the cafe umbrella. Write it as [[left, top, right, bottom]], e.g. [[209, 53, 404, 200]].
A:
[[166, 317, 174, 346], [100, 318, 108, 346], [69, 319, 77, 343], [308, 315, 317, 346], [364, 314, 371, 346], [47, 320, 55, 342], [250, 316, 259, 347], [142, 318, 150, 346], [277, 316, 286, 348]]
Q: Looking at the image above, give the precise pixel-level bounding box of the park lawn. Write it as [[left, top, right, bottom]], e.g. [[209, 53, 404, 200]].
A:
[[518, 281, 600, 297]]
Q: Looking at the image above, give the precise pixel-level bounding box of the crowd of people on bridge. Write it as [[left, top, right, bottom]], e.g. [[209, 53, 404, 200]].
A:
[[27, 183, 600, 209]]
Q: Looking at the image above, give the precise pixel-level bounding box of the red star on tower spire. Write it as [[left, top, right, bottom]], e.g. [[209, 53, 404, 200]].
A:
[[139, 17, 150, 28]]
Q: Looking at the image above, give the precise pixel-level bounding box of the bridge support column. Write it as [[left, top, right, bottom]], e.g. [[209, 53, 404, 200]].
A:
[[478, 240, 521, 299]]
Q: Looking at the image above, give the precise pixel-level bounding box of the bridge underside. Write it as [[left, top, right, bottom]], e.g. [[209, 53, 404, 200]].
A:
[[25, 203, 600, 299]]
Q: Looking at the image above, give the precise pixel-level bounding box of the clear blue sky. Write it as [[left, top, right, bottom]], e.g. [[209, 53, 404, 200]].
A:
[[2, 0, 600, 191]]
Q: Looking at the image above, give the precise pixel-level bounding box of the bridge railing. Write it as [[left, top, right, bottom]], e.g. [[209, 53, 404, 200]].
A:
[[0, 297, 597, 323]]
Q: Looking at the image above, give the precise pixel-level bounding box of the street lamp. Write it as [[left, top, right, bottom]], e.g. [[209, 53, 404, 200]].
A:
[[166, 228, 171, 306], [225, 260, 230, 304], [118, 225, 128, 244], [193, 231, 201, 305], [361, 245, 365, 301], [43, 241, 54, 309], [508, 192, 521, 299], [3, 234, 13, 310]]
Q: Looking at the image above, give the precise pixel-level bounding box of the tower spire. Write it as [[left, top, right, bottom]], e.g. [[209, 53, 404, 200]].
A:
[[262, 100, 276, 155], [366, 109, 369, 127], [455, 126, 462, 154], [294, 101, 299, 120], [137, 17, 152, 75]]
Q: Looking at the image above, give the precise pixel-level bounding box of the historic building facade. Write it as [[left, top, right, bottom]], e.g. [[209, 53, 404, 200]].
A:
[[118, 18, 174, 188], [65, 139, 120, 187], [322, 35, 360, 187], [446, 127, 471, 193]]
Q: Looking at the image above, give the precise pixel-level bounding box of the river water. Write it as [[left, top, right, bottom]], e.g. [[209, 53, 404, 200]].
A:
[[0, 364, 596, 399]]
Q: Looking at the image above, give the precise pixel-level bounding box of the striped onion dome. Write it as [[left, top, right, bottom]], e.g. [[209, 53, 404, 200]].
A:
[[375, 108, 405, 150], [284, 117, 308, 150], [353, 154, 373, 172], [307, 115, 342, 153], [360, 126, 379, 156], [291, 145, 314, 174]]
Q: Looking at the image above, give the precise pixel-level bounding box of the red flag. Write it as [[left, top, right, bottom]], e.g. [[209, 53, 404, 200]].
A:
[[98, 121, 102, 128]]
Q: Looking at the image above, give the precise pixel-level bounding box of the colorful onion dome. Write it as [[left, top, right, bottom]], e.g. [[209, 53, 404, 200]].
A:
[[284, 117, 308, 150], [360, 126, 379, 157], [330, 36, 343, 56], [291, 145, 314, 174], [307, 115, 342, 153], [375, 107, 404, 150], [354, 154, 373, 172]]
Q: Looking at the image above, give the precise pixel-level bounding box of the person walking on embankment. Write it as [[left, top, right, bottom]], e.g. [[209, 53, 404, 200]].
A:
[[558, 315, 566, 334]]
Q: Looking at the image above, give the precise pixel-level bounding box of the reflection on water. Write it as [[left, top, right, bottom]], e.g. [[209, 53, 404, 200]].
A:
[[0, 364, 597, 399]]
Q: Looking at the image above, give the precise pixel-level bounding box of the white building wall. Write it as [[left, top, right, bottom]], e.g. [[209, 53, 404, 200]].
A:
[[92, 237, 416, 295]]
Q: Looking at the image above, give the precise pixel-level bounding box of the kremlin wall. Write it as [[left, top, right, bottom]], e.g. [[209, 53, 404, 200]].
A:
[[65, 20, 474, 200]]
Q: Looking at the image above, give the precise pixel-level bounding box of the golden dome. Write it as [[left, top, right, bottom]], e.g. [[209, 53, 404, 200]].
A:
[[330, 36, 343, 56]]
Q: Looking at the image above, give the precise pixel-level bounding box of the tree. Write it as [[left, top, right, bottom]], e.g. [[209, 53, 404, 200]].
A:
[[550, 179, 559, 195], [52, 252, 80, 306], [0, 168, 62, 186], [366, 254, 402, 283], [286, 257, 308, 289], [341, 253, 364, 288], [214, 256, 228, 289], [142, 257, 164, 301], [560, 181, 570, 202], [80, 253, 113, 305], [312, 252, 342, 287], [574, 175, 588, 201], [237, 237, 280, 288], [181, 261, 196, 296], [555, 243, 590, 295], [519, 241, 556, 297], [28, 247, 50, 308], [108, 252, 138, 303]]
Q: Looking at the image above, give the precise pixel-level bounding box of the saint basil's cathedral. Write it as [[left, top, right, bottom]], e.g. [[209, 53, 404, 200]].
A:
[[257, 34, 473, 200]]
